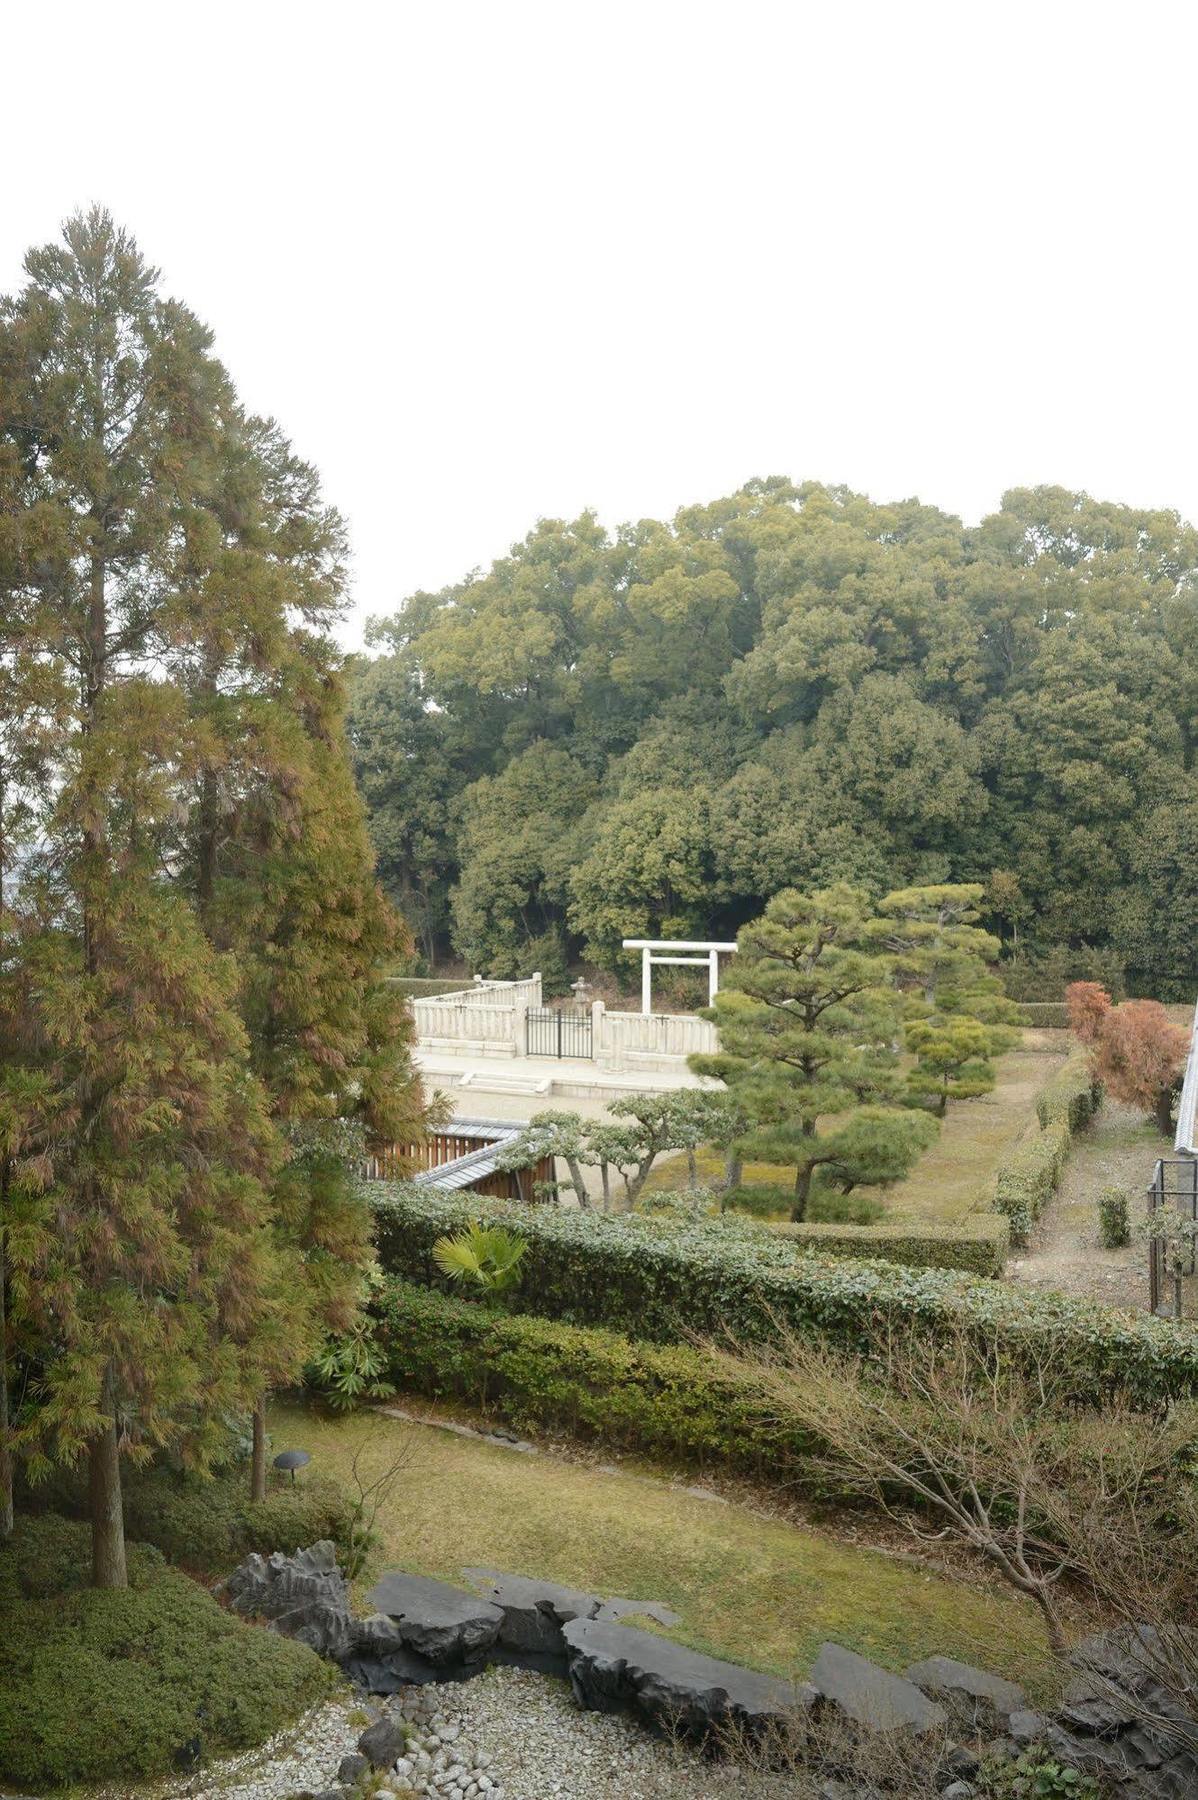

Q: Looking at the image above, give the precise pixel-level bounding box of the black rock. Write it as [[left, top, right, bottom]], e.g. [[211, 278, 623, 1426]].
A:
[[365, 1570, 503, 1667], [224, 1541, 354, 1660], [357, 1714, 410, 1769], [341, 1646, 442, 1692], [903, 1655, 1025, 1728], [562, 1614, 804, 1737], [810, 1642, 947, 1736], [336, 1752, 370, 1783], [943, 1743, 981, 1780], [463, 1568, 596, 1658]]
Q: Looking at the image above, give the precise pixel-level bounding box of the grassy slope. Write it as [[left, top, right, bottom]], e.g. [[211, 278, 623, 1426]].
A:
[[644, 1037, 1067, 1227], [272, 1401, 1058, 1702]]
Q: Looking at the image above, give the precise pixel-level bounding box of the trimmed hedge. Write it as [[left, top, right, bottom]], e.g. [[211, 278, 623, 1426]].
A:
[[1017, 1002, 1071, 1029], [1035, 1050, 1102, 1131], [370, 1188, 1198, 1408], [995, 1051, 1100, 1246], [372, 1179, 1006, 1311], [374, 1277, 810, 1480], [777, 1216, 1008, 1278]]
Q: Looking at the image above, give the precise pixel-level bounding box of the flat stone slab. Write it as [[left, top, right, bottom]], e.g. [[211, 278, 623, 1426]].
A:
[[462, 1568, 683, 1660], [593, 1595, 683, 1628], [903, 1654, 1025, 1720], [811, 1642, 948, 1735], [562, 1615, 803, 1736], [463, 1569, 597, 1657], [365, 1570, 503, 1666]]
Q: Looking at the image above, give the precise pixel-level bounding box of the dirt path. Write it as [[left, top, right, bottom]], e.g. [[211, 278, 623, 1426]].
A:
[[1008, 1099, 1169, 1313]]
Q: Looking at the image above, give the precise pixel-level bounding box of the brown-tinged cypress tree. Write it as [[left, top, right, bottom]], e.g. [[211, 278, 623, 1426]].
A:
[[0, 210, 302, 1583]]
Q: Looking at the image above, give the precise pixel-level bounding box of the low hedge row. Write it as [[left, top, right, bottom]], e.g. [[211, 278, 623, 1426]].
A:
[[1035, 1050, 1102, 1131], [1017, 1002, 1071, 1029], [370, 1187, 1198, 1407], [995, 1052, 1100, 1246], [777, 1216, 1009, 1278], [374, 1276, 814, 1481]]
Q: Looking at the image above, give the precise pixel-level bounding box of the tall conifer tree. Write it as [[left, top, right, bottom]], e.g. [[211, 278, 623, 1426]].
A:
[[0, 210, 420, 1575]]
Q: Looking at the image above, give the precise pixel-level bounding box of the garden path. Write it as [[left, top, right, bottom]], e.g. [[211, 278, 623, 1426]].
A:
[[1007, 1100, 1168, 1312]]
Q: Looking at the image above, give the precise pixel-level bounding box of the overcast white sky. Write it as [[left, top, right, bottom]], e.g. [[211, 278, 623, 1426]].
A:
[[4, 1, 1195, 646]]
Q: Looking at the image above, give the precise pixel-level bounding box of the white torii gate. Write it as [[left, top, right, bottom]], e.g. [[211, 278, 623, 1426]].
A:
[[622, 938, 738, 1015]]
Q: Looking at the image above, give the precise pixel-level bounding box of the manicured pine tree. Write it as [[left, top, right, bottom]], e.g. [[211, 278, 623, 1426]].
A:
[[871, 884, 1020, 1113], [0, 210, 308, 1584], [692, 886, 939, 1220]]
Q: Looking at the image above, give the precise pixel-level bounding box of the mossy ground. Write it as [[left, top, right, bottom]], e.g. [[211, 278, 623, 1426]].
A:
[[271, 1399, 1061, 1704]]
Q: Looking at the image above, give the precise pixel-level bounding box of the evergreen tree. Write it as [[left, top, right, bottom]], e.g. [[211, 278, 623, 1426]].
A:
[[0, 209, 402, 1577], [871, 884, 1020, 1113], [692, 887, 938, 1220]]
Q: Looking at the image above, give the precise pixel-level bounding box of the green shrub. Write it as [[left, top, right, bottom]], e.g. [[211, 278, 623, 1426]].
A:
[[374, 1277, 820, 1483], [372, 1202, 1198, 1412], [1099, 1188, 1131, 1249], [995, 1052, 1099, 1246], [981, 1752, 1100, 1797], [0, 1515, 335, 1790], [21, 1460, 356, 1574]]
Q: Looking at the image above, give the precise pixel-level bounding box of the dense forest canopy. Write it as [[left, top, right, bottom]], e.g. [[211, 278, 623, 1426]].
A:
[[349, 479, 1198, 998]]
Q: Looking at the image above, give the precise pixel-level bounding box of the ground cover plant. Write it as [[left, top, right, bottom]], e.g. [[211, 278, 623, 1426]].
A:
[[0, 1514, 335, 1790], [269, 1399, 1059, 1699]]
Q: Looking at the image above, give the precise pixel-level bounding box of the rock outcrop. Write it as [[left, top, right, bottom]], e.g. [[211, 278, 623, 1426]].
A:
[[562, 1614, 805, 1738]]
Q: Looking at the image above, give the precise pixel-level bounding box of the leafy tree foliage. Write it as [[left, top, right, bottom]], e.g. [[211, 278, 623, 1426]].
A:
[[355, 479, 1198, 992], [1067, 983, 1189, 1134]]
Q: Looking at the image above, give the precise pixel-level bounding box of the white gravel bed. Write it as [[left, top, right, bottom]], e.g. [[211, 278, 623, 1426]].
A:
[[172, 1667, 796, 1800]]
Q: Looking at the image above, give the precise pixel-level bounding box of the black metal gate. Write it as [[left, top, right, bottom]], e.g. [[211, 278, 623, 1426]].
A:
[[1148, 1157, 1198, 1317], [526, 1006, 593, 1059]]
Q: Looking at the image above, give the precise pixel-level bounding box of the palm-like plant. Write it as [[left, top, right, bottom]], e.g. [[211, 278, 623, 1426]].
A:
[[432, 1221, 528, 1296]]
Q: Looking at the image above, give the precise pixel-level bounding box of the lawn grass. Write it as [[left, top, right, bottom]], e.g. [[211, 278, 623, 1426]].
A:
[[644, 1036, 1068, 1228], [270, 1400, 1059, 1702]]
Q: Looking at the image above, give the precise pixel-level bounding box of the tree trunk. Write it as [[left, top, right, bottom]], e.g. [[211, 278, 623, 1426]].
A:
[[1156, 1084, 1176, 1136], [89, 1365, 127, 1588], [251, 1392, 268, 1503], [722, 1149, 743, 1193], [565, 1156, 590, 1209], [686, 1148, 698, 1191], [0, 1177, 12, 1541], [791, 1162, 812, 1224], [599, 1163, 611, 1213]]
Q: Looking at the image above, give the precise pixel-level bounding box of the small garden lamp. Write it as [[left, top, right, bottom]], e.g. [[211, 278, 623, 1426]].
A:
[[273, 1448, 312, 1485]]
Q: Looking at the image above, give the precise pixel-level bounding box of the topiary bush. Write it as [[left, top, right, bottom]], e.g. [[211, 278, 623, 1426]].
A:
[[0, 1515, 336, 1790], [1098, 1188, 1131, 1249]]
